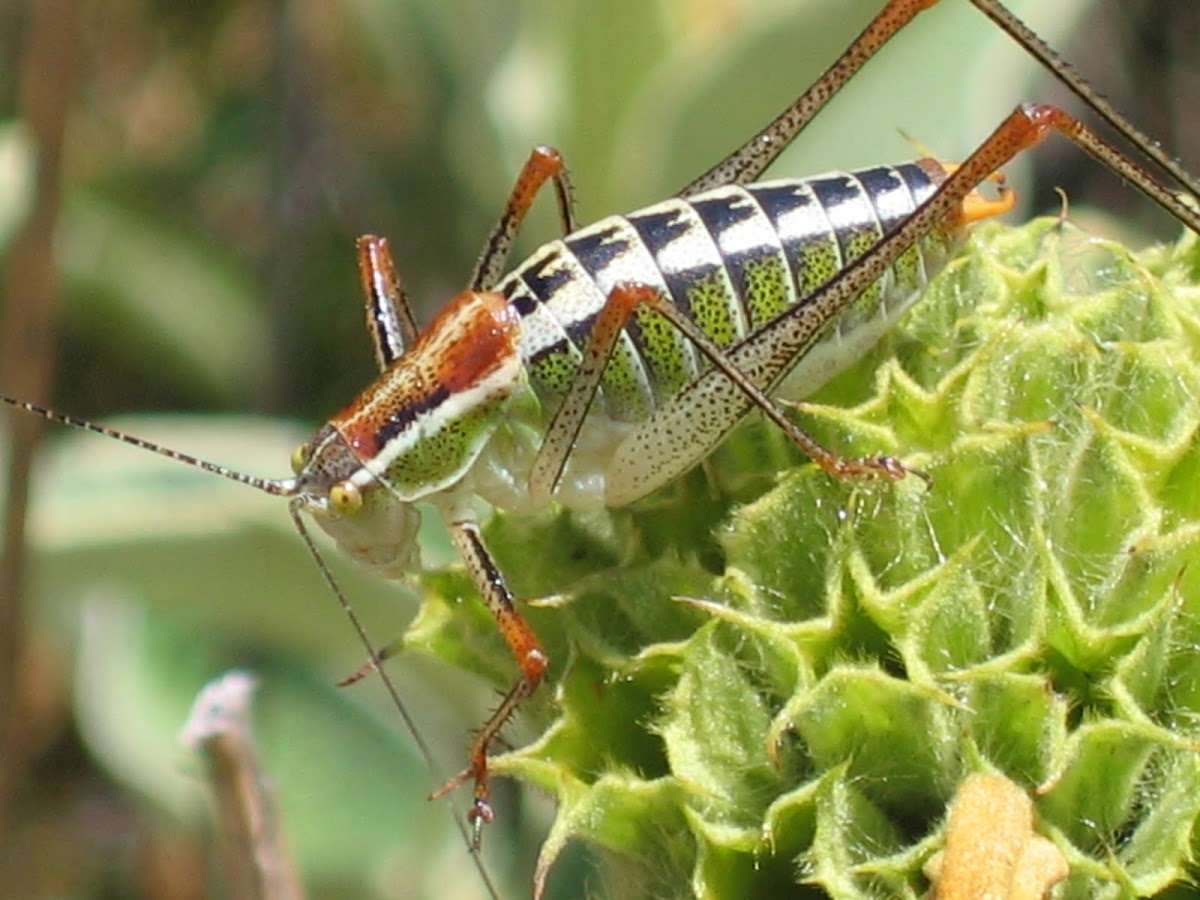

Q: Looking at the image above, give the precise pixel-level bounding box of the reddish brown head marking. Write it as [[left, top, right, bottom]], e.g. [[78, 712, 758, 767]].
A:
[[330, 291, 522, 460]]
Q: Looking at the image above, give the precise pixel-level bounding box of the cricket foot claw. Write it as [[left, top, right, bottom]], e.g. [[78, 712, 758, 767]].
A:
[[431, 765, 495, 850], [871, 455, 933, 488], [823, 453, 930, 487], [469, 799, 495, 850]]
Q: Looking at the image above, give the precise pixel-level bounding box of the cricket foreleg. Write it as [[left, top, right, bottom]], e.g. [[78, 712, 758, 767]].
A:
[[433, 517, 548, 848], [358, 235, 420, 370]]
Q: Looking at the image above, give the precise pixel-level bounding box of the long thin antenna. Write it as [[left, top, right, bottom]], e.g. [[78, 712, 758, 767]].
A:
[[0, 395, 298, 496]]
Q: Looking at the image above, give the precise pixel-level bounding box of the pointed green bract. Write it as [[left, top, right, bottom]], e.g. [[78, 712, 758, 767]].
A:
[[409, 219, 1200, 897]]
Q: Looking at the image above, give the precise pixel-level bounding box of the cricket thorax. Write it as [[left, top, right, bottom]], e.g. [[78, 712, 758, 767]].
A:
[[326, 289, 527, 499]]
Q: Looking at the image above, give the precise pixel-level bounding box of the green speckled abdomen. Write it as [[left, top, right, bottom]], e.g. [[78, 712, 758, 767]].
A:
[[499, 160, 957, 425]]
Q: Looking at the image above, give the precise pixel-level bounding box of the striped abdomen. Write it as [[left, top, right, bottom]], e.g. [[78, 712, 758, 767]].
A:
[[498, 160, 958, 424]]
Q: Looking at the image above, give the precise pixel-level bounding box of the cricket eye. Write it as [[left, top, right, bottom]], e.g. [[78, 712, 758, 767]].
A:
[[329, 481, 363, 515], [290, 442, 310, 475]]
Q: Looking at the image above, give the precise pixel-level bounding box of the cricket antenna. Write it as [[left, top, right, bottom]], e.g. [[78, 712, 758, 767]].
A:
[[0, 394, 299, 497]]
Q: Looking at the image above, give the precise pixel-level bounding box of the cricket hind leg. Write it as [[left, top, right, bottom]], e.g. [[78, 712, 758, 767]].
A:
[[965, 0, 1200, 202], [681, 0, 1200, 211], [606, 102, 1200, 506], [679, 0, 938, 195]]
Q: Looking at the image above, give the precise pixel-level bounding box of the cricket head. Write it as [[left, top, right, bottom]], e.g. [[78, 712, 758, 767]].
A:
[[289, 422, 423, 578], [285, 287, 528, 579]]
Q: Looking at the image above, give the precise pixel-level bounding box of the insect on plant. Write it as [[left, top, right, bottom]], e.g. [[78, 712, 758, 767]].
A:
[[5, 0, 1200, 896]]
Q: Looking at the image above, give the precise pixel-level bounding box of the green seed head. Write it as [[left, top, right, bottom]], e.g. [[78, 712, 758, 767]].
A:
[[412, 219, 1200, 898]]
